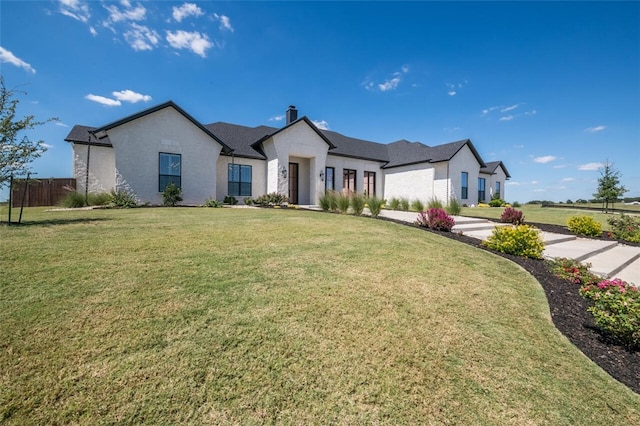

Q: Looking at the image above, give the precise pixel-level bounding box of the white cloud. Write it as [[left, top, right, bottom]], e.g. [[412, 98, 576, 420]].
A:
[[173, 3, 204, 22], [534, 189, 547, 193], [448, 91, 457, 96], [506, 181, 521, 186], [311, 120, 330, 130], [499, 115, 514, 121], [578, 162, 603, 171], [533, 155, 556, 164], [213, 13, 234, 32], [166, 30, 213, 57], [124, 23, 160, 51], [531, 180, 539, 184], [55, 122, 70, 128], [379, 77, 401, 92], [112, 89, 152, 103], [0, 46, 36, 74], [269, 115, 285, 122], [89, 26, 98, 36], [562, 177, 575, 182], [501, 104, 519, 112], [104, 2, 146, 23], [85, 94, 121, 106], [585, 125, 606, 133], [513, 144, 524, 149], [59, 0, 91, 24], [41, 143, 54, 149], [553, 164, 569, 169]]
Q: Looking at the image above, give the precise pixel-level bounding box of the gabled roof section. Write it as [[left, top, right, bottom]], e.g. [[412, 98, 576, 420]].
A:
[[64, 125, 113, 147], [322, 130, 389, 162], [205, 122, 274, 159], [480, 160, 511, 179], [383, 139, 432, 168], [427, 139, 486, 167], [250, 116, 336, 151], [92, 100, 233, 154]]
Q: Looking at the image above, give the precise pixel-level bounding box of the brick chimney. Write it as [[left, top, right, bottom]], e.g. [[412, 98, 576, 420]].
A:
[[286, 105, 298, 124]]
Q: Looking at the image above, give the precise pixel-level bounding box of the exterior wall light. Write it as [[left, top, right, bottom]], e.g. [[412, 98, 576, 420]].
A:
[[319, 170, 324, 181]]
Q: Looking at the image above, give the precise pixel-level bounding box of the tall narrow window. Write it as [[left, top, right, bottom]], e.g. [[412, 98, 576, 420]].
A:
[[343, 169, 356, 193], [478, 177, 486, 203], [461, 172, 468, 199], [364, 171, 376, 196], [495, 181, 501, 199], [228, 164, 252, 196], [325, 167, 335, 191], [159, 153, 181, 191]]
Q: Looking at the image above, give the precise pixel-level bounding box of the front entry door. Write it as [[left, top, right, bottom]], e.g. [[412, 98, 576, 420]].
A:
[[288, 162, 299, 204]]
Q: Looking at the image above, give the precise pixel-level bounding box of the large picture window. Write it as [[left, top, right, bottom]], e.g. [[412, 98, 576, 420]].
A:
[[228, 164, 252, 196], [495, 181, 501, 200], [364, 171, 376, 196], [159, 153, 181, 191], [325, 167, 335, 191], [461, 172, 468, 199], [478, 177, 486, 203], [343, 169, 356, 193]]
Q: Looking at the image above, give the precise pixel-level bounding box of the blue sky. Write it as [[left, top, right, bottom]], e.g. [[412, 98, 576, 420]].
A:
[[1, 0, 638, 203]]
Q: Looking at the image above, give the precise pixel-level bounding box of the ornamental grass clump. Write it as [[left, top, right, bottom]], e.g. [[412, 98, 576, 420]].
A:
[[482, 224, 545, 259], [336, 191, 351, 213], [400, 198, 410, 211], [350, 192, 366, 215], [567, 215, 602, 237], [388, 197, 401, 210], [501, 207, 525, 225], [410, 199, 424, 212], [580, 278, 640, 349], [366, 195, 384, 218], [416, 208, 455, 232], [607, 213, 640, 243], [445, 197, 461, 216]]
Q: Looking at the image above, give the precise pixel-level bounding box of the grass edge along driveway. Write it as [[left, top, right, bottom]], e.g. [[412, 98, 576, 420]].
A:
[[1, 207, 639, 424]]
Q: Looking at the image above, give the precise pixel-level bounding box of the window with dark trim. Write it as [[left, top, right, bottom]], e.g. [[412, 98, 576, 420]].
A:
[[461, 172, 468, 199], [343, 169, 356, 193], [364, 171, 376, 196], [325, 167, 335, 191], [478, 177, 486, 203], [159, 153, 181, 191], [228, 164, 252, 196], [495, 181, 501, 200]]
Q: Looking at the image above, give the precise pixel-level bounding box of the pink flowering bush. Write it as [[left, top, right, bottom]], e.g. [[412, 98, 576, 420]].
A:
[[580, 278, 640, 348], [500, 207, 525, 225], [415, 208, 455, 232], [546, 257, 599, 285]]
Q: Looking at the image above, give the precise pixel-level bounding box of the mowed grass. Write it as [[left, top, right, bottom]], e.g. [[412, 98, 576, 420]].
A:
[[1, 207, 639, 424], [460, 204, 631, 230]]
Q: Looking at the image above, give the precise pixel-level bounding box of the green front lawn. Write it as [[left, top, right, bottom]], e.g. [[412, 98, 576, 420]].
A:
[[1, 207, 638, 424]]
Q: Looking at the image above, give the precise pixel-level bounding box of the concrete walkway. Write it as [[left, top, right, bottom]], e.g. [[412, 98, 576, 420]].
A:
[[378, 210, 639, 286]]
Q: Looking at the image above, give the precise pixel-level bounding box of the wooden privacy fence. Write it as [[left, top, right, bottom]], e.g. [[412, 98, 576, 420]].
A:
[[11, 178, 76, 207]]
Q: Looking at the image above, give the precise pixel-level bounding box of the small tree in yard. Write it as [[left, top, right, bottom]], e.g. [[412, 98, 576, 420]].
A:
[[593, 161, 628, 213], [0, 77, 57, 188], [162, 183, 182, 206]]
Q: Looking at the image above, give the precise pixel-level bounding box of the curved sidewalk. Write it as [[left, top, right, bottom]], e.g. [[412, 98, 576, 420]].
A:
[[379, 210, 639, 286]]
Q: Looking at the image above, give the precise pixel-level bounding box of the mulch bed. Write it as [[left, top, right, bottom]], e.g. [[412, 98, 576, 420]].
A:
[[380, 216, 640, 394]]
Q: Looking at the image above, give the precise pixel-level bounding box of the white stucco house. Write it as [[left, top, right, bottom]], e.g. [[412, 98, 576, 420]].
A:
[[65, 101, 510, 206]]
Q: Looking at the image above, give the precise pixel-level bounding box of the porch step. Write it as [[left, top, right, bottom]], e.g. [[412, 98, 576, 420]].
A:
[[582, 245, 640, 281], [613, 257, 640, 287], [543, 239, 618, 262]]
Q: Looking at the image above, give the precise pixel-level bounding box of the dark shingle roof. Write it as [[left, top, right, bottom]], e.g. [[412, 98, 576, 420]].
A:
[[320, 129, 389, 162], [64, 125, 112, 146], [481, 160, 511, 179], [205, 122, 275, 159], [384, 139, 432, 168]]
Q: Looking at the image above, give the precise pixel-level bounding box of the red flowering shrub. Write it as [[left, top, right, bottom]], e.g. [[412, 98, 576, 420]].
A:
[[500, 207, 525, 225], [416, 208, 455, 232]]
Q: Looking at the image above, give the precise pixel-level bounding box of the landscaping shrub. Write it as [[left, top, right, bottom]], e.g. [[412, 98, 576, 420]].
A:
[[482, 225, 544, 259], [255, 192, 289, 206], [318, 192, 332, 211], [607, 213, 640, 243], [162, 183, 183, 207], [445, 197, 462, 216], [109, 188, 138, 208], [580, 278, 640, 349], [243, 197, 254, 206], [489, 198, 505, 207], [426, 197, 443, 209], [388, 197, 401, 210], [512, 201, 521, 208], [416, 208, 455, 232], [59, 191, 86, 208], [500, 207, 525, 225], [477, 203, 490, 208], [366, 195, 384, 218], [224, 195, 238, 205], [546, 258, 600, 286], [400, 198, 410, 211], [567, 215, 602, 237], [350, 192, 366, 215], [87, 192, 111, 206], [203, 198, 223, 208], [336, 191, 351, 213], [410, 199, 424, 212]]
